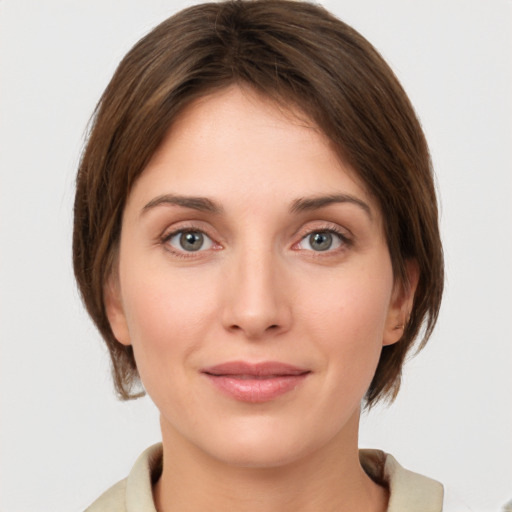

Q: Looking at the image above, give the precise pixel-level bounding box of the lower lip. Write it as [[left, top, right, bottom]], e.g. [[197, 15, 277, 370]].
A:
[[204, 374, 309, 403]]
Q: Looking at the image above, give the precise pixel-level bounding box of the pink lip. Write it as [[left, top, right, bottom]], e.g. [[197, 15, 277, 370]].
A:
[[201, 361, 310, 403]]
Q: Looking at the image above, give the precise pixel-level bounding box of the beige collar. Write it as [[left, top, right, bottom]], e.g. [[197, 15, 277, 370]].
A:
[[360, 448, 444, 512], [89, 443, 444, 512]]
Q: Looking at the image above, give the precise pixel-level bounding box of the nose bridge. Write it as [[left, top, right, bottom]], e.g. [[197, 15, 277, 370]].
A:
[[222, 238, 290, 339]]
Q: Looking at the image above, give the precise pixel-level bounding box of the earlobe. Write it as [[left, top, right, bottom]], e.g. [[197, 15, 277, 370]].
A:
[[104, 276, 131, 346], [383, 260, 419, 346]]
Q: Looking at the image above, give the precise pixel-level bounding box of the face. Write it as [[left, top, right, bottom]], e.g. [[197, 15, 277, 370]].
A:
[[106, 85, 411, 468]]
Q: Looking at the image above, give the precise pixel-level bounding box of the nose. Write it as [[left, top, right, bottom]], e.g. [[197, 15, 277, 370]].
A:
[[221, 247, 292, 340]]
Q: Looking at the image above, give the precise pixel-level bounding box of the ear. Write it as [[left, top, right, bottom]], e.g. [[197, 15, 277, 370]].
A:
[[104, 274, 131, 346], [382, 260, 419, 346]]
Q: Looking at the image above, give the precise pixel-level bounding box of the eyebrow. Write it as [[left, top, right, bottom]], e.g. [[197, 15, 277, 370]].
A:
[[141, 192, 372, 219], [142, 194, 223, 215], [290, 194, 372, 218]]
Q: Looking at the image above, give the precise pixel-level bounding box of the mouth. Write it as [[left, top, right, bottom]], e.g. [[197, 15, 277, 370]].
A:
[[201, 361, 311, 403]]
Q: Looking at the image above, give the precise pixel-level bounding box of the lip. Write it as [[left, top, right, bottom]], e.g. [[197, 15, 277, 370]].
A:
[[201, 361, 311, 403]]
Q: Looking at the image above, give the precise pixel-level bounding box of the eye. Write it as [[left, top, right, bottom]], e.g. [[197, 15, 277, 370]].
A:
[[297, 230, 345, 252], [166, 230, 214, 252]]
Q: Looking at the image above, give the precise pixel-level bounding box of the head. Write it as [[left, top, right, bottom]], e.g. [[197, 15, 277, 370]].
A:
[[73, 0, 443, 409]]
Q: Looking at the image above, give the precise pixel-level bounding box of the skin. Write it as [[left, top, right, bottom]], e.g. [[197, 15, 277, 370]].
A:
[[106, 85, 416, 512]]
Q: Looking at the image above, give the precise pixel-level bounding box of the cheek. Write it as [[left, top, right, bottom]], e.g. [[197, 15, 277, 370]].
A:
[[297, 259, 393, 387], [119, 262, 218, 381], [299, 260, 393, 343]]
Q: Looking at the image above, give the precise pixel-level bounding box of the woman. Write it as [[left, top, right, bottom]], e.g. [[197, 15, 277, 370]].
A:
[[73, 1, 451, 510]]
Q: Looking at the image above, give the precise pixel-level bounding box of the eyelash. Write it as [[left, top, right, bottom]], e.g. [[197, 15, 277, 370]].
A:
[[159, 224, 352, 259]]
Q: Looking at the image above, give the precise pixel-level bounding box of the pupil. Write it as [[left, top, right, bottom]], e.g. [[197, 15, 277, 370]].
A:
[[310, 232, 332, 251], [180, 232, 203, 251]]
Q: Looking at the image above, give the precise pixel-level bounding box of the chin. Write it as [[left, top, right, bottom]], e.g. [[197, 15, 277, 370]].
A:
[[196, 415, 333, 470], [211, 437, 311, 469]]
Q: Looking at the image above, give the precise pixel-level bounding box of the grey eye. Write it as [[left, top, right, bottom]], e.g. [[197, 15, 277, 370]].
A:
[[167, 230, 213, 252], [298, 231, 343, 252], [308, 232, 333, 251], [180, 232, 204, 251]]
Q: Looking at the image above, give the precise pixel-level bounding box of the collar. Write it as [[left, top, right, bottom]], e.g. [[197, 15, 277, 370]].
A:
[[118, 443, 443, 512], [360, 448, 444, 512]]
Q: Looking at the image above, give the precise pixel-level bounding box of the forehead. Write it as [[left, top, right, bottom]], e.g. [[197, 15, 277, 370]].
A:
[[125, 85, 377, 217]]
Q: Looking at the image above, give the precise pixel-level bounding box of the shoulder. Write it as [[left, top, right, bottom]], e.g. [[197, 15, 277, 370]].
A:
[[359, 450, 470, 512], [360, 449, 443, 509], [83, 443, 163, 512], [85, 479, 127, 512], [360, 449, 470, 512]]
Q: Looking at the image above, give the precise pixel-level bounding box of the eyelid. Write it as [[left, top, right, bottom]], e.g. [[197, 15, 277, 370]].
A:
[[160, 220, 216, 242]]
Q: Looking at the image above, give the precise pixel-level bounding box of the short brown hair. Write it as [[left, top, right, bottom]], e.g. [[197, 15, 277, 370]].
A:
[[73, 0, 443, 406]]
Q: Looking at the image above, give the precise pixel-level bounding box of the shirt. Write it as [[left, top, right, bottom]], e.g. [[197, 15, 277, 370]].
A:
[[85, 443, 462, 511]]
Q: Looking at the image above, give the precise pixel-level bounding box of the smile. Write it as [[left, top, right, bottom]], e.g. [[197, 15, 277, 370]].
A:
[[201, 361, 311, 403]]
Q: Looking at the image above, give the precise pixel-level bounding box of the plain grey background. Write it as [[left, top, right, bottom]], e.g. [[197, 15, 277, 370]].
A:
[[1, 1, 511, 510]]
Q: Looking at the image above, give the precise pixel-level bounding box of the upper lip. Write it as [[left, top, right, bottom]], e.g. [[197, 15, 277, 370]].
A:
[[201, 361, 310, 377]]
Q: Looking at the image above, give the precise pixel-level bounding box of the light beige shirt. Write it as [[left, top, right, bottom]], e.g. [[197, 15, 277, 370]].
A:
[[85, 444, 445, 512]]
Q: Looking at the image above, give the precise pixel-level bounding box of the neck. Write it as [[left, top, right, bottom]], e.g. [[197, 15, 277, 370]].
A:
[[153, 412, 388, 512]]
